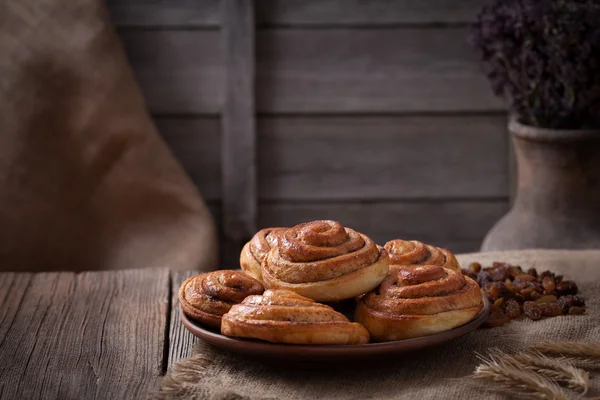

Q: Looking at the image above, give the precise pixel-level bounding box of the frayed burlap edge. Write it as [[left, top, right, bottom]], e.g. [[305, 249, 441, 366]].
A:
[[154, 343, 255, 400], [154, 348, 212, 400]]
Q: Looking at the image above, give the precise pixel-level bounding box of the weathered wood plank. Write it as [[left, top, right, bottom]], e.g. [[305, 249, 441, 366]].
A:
[[221, 0, 257, 265], [257, 0, 483, 26], [119, 30, 222, 115], [155, 117, 221, 201], [107, 0, 220, 27], [256, 28, 501, 113], [0, 270, 170, 400], [168, 271, 200, 369], [258, 200, 509, 253], [155, 115, 508, 201], [258, 115, 508, 200], [107, 0, 482, 27], [120, 29, 500, 114], [0, 273, 34, 357]]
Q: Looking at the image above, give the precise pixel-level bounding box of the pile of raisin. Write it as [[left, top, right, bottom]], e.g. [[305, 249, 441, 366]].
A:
[[462, 262, 586, 328]]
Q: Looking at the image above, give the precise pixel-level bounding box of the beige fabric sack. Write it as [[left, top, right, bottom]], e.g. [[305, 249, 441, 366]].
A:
[[0, 0, 218, 272]]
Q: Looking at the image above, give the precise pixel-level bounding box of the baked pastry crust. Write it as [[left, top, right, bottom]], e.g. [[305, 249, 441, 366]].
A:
[[384, 239, 460, 272], [179, 270, 264, 329], [355, 265, 483, 341], [261, 220, 389, 302], [221, 289, 370, 344], [240, 227, 288, 282]]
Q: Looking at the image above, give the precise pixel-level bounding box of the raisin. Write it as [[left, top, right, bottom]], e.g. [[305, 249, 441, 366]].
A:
[[536, 295, 557, 303], [489, 266, 509, 282], [514, 294, 526, 303], [520, 286, 538, 300], [503, 289, 516, 301], [572, 295, 586, 307], [555, 275, 563, 283], [485, 286, 498, 301], [469, 262, 482, 274], [535, 282, 545, 292], [477, 271, 492, 287], [538, 301, 563, 317], [523, 302, 543, 320], [538, 271, 554, 280], [557, 295, 574, 312], [505, 299, 521, 319], [508, 266, 524, 278], [512, 278, 527, 292], [568, 306, 586, 315], [541, 276, 556, 292], [526, 268, 538, 278], [556, 281, 578, 296], [484, 311, 510, 328], [530, 291, 542, 301], [491, 282, 507, 299], [493, 298, 505, 309], [515, 274, 535, 282]]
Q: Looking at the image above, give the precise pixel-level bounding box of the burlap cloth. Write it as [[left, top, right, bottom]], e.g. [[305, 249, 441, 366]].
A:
[[161, 249, 600, 400], [0, 0, 217, 272]]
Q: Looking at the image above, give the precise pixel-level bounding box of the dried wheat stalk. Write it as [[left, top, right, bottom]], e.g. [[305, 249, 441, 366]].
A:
[[488, 349, 590, 394], [473, 352, 570, 400], [531, 341, 600, 360]]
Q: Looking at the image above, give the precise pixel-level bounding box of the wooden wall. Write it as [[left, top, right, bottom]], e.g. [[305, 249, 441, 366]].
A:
[[107, 0, 510, 264]]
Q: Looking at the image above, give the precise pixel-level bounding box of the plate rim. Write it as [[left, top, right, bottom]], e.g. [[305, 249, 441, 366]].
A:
[[180, 294, 490, 352]]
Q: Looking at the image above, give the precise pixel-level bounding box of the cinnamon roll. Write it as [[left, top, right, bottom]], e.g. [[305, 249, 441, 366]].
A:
[[240, 227, 288, 282], [221, 289, 370, 344], [384, 239, 460, 272], [261, 220, 389, 302], [179, 270, 264, 329], [355, 265, 483, 341]]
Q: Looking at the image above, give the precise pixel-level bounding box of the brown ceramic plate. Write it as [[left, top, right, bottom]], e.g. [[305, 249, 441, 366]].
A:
[[180, 295, 490, 365]]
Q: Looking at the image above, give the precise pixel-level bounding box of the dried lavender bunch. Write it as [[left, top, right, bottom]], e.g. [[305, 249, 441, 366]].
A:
[[469, 0, 600, 129]]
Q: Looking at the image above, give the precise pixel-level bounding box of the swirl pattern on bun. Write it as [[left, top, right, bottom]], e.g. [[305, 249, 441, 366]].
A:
[[221, 289, 370, 344], [355, 265, 483, 341], [240, 227, 288, 282], [384, 239, 460, 272], [179, 270, 264, 329], [261, 220, 389, 302]]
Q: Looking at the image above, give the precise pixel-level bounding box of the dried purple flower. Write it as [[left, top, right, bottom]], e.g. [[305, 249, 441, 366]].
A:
[[470, 0, 600, 129]]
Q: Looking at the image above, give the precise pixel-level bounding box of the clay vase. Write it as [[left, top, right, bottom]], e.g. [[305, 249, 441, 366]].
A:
[[482, 118, 600, 251]]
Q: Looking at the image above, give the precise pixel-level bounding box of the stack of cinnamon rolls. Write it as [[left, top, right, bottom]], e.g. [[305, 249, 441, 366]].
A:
[[179, 220, 483, 345]]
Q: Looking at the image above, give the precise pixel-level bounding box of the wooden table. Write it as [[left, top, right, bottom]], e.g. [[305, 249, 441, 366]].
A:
[[0, 270, 197, 400], [3, 251, 600, 400]]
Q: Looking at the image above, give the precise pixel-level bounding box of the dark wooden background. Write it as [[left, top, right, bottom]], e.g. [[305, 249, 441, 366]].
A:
[[106, 0, 510, 263]]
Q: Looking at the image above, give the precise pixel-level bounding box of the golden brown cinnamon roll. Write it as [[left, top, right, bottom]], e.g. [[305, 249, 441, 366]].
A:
[[355, 265, 483, 341], [261, 220, 389, 302], [240, 227, 288, 282], [179, 270, 264, 329], [384, 239, 460, 272], [221, 289, 369, 344]]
